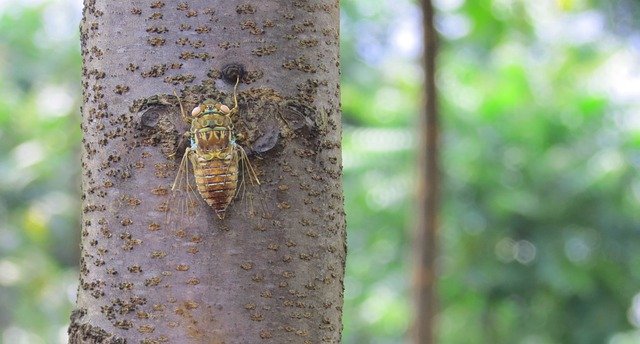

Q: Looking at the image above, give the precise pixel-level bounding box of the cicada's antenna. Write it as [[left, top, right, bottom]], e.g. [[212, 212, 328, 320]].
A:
[[230, 76, 240, 116], [174, 90, 191, 124]]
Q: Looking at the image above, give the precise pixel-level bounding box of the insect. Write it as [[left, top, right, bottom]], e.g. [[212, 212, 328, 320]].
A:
[[172, 78, 259, 219]]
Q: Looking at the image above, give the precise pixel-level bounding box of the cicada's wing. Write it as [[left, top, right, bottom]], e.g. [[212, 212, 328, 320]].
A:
[[165, 148, 203, 230]]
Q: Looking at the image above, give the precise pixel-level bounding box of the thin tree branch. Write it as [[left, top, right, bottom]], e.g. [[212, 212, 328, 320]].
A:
[[413, 0, 439, 342]]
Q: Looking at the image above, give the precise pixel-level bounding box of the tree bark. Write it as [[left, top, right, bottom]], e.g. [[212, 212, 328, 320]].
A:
[[413, 0, 439, 343], [69, 1, 345, 343]]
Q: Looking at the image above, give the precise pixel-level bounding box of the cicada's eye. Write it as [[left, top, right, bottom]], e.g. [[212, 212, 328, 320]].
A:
[[192, 106, 202, 116], [219, 104, 230, 114]]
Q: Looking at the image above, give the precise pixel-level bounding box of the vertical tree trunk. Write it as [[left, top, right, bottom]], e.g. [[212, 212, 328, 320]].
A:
[[69, 1, 345, 343], [413, 0, 439, 343]]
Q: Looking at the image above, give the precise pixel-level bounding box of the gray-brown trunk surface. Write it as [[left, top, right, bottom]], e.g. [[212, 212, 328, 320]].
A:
[[69, 1, 345, 343]]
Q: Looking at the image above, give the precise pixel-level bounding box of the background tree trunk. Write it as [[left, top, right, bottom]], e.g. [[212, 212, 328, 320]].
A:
[[69, 1, 345, 343], [413, 0, 439, 343]]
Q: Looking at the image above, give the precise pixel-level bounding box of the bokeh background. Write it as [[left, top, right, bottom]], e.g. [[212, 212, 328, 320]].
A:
[[1, 0, 640, 343]]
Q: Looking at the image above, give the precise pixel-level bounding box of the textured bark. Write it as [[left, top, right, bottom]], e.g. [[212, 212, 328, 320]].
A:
[[70, 1, 345, 343], [413, 0, 439, 343]]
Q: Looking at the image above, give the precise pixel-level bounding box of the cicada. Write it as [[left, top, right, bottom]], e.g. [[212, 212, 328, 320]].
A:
[[172, 79, 259, 219]]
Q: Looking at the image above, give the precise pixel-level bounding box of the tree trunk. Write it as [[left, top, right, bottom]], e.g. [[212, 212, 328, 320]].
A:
[[413, 0, 439, 343], [69, 1, 345, 343]]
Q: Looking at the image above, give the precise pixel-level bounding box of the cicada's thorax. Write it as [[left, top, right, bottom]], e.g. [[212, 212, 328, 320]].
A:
[[191, 113, 234, 159], [189, 100, 239, 218]]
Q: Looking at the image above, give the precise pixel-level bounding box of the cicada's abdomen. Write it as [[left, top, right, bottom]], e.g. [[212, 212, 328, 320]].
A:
[[192, 148, 239, 219]]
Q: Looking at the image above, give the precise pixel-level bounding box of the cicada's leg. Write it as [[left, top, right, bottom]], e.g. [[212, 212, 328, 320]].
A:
[[233, 147, 247, 201], [236, 144, 260, 186], [172, 147, 190, 192], [168, 131, 190, 160], [185, 148, 203, 216], [167, 146, 188, 227]]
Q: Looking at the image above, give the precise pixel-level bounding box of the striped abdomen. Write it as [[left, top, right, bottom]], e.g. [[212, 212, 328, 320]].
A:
[[192, 150, 239, 219]]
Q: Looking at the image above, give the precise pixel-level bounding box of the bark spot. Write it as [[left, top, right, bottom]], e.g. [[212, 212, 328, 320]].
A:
[[221, 63, 246, 84], [68, 313, 126, 344], [236, 4, 256, 14], [150, 1, 165, 9]]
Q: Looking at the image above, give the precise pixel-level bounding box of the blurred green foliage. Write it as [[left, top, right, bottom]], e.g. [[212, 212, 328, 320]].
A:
[[341, 0, 640, 343], [1, 0, 639, 343], [0, 1, 82, 343]]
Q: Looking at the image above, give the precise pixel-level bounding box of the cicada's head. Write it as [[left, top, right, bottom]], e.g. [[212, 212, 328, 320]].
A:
[[192, 99, 231, 117]]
